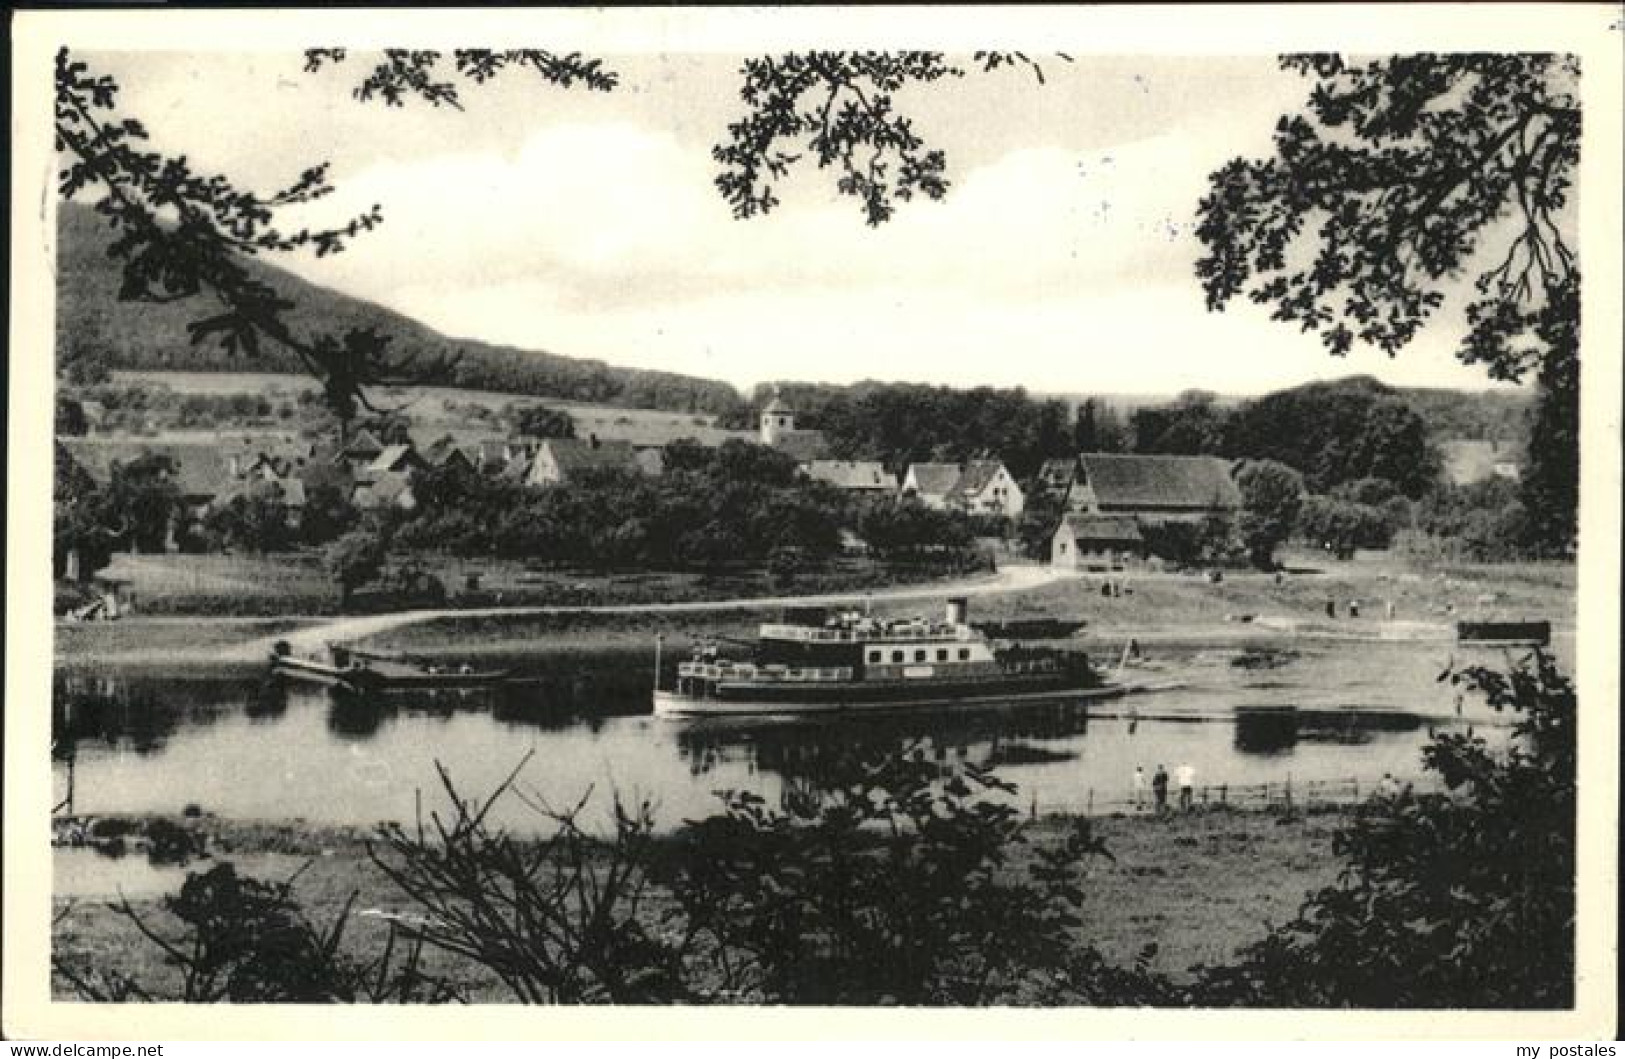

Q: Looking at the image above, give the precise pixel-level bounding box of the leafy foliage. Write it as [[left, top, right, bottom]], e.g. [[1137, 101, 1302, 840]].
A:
[[53, 50, 420, 428], [669, 752, 1128, 1004], [1235, 459, 1304, 569], [203, 489, 296, 554], [325, 526, 388, 606], [54, 861, 451, 1003], [714, 51, 1062, 226], [104, 453, 184, 554], [303, 48, 617, 109], [368, 756, 684, 1003], [1195, 650, 1575, 1007], [514, 404, 577, 440], [1195, 54, 1578, 552]]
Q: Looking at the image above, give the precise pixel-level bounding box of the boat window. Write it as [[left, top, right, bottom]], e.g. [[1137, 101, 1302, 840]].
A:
[[958, 648, 971, 661], [891, 650, 904, 664], [914, 649, 927, 663], [867, 649, 882, 663], [936, 649, 948, 662]]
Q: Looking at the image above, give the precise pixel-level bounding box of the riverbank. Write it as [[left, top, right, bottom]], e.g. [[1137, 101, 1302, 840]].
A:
[[51, 803, 1348, 1001], [53, 554, 1574, 669]]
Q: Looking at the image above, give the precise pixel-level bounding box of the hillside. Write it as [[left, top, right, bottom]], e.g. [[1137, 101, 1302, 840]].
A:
[[54, 202, 743, 416]]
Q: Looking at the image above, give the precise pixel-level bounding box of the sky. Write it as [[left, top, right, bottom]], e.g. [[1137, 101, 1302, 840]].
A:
[[85, 49, 1523, 397]]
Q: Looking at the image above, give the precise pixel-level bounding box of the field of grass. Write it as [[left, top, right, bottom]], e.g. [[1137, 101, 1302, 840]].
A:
[[51, 804, 1345, 1001], [105, 371, 753, 449]]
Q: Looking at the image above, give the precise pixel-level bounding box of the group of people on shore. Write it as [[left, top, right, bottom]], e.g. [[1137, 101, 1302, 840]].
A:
[[1131, 763, 1196, 813]]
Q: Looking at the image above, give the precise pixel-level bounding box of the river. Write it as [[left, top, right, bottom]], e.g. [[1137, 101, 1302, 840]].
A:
[[51, 635, 1539, 835]]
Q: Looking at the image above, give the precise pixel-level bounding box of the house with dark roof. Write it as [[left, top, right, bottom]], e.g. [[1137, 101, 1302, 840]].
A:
[[804, 460, 899, 494], [368, 444, 428, 477], [900, 463, 963, 509], [1067, 453, 1240, 522], [342, 429, 385, 468], [527, 437, 645, 487], [1051, 514, 1145, 570], [424, 435, 479, 476], [945, 459, 1024, 518], [1035, 457, 1078, 499]]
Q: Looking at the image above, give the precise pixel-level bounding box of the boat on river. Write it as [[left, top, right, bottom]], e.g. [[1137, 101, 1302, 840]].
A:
[[269, 641, 510, 694], [652, 597, 1123, 717]]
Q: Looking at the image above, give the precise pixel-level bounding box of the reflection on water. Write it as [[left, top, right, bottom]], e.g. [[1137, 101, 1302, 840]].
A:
[[52, 640, 1518, 833]]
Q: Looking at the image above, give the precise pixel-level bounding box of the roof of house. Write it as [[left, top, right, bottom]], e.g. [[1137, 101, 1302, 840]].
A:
[[539, 438, 641, 477], [344, 428, 384, 456], [60, 440, 235, 500], [1078, 453, 1241, 511], [804, 460, 898, 491], [771, 429, 829, 463], [1037, 457, 1077, 485], [948, 459, 1010, 500], [761, 395, 791, 416], [1057, 513, 1144, 542], [904, 462, 963, 497], [368, 444, 423, 474]]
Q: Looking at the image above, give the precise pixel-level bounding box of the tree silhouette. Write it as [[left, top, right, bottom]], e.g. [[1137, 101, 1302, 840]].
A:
[[1195, 54, 1579, 554]]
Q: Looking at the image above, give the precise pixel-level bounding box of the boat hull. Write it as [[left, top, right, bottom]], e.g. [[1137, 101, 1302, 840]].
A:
[[271, 656, 510, 692], [653, 681, 1127, 718]]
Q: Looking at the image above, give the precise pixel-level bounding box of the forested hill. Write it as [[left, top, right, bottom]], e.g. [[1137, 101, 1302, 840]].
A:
[[54, 202, 743, 416], [1394, 385, 1532, 444]]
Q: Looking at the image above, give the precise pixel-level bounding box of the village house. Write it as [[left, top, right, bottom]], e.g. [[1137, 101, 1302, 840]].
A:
[[900, 459, 1024, 517], [1050, 513, 1145, 570], [422, 435, 480, 477], [900, 463, 963, 509], [1065, 453, 1241, 522], [1034, 457, 1078, 501], [365, 443, 429, 479], [341, 428, 385, 469], [527, 436, 647, 487], [945, 459, 1024, 518], [803, 460, 899, 494]]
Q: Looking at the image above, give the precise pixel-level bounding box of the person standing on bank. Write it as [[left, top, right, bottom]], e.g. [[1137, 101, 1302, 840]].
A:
[[1132, 765, 1147, 811], [1176, 762, 1196, 811], [1152, 765, 1170, 814]]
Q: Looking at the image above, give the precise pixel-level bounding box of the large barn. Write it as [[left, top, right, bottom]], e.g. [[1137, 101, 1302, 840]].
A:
[[1065, 453, 1241, 522]]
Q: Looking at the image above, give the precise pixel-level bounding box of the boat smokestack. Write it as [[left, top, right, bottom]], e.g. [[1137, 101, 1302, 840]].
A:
[[946, 596, 968, 626]]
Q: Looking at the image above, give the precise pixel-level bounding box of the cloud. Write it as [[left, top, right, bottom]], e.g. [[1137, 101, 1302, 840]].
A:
[[279, 114, 1510, 396]]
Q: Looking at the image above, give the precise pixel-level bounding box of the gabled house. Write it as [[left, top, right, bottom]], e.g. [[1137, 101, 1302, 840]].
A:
[[367, 444, 428, 477], [945, 459, 1024, 518], [527, 437, 644, 487], [423, 435, 478, 476], [804, 460, 899, 494], [1035, 457, 1078, 500], [342, 429, 385, 469], [1066, 453, 1241, 523], [1051, 514, 1145, 569], [900, 463, 963, 509]]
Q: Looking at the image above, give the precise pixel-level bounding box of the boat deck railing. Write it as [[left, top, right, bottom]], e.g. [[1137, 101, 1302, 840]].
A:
[[678, 661, 855, 683], [759, 623, 974, 644]]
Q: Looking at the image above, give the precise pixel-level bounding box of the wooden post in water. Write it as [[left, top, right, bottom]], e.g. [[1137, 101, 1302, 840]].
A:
[[1219, 784, 1227, 806]]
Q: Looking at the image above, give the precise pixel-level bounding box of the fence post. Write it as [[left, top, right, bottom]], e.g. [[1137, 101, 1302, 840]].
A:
[[1263, 781, 1270, 807], [1086, 788, 1094, 817], [1352, 777, 1359, 800], [1219, 784, 1227, 806], [1284, 775, 1293, 813]]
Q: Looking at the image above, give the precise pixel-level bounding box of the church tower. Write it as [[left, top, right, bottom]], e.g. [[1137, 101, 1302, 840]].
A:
[[759, 388, 794, 446]]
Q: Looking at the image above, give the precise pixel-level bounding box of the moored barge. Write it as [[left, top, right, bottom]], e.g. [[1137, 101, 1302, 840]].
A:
[[653, 597, 1122, 717]]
